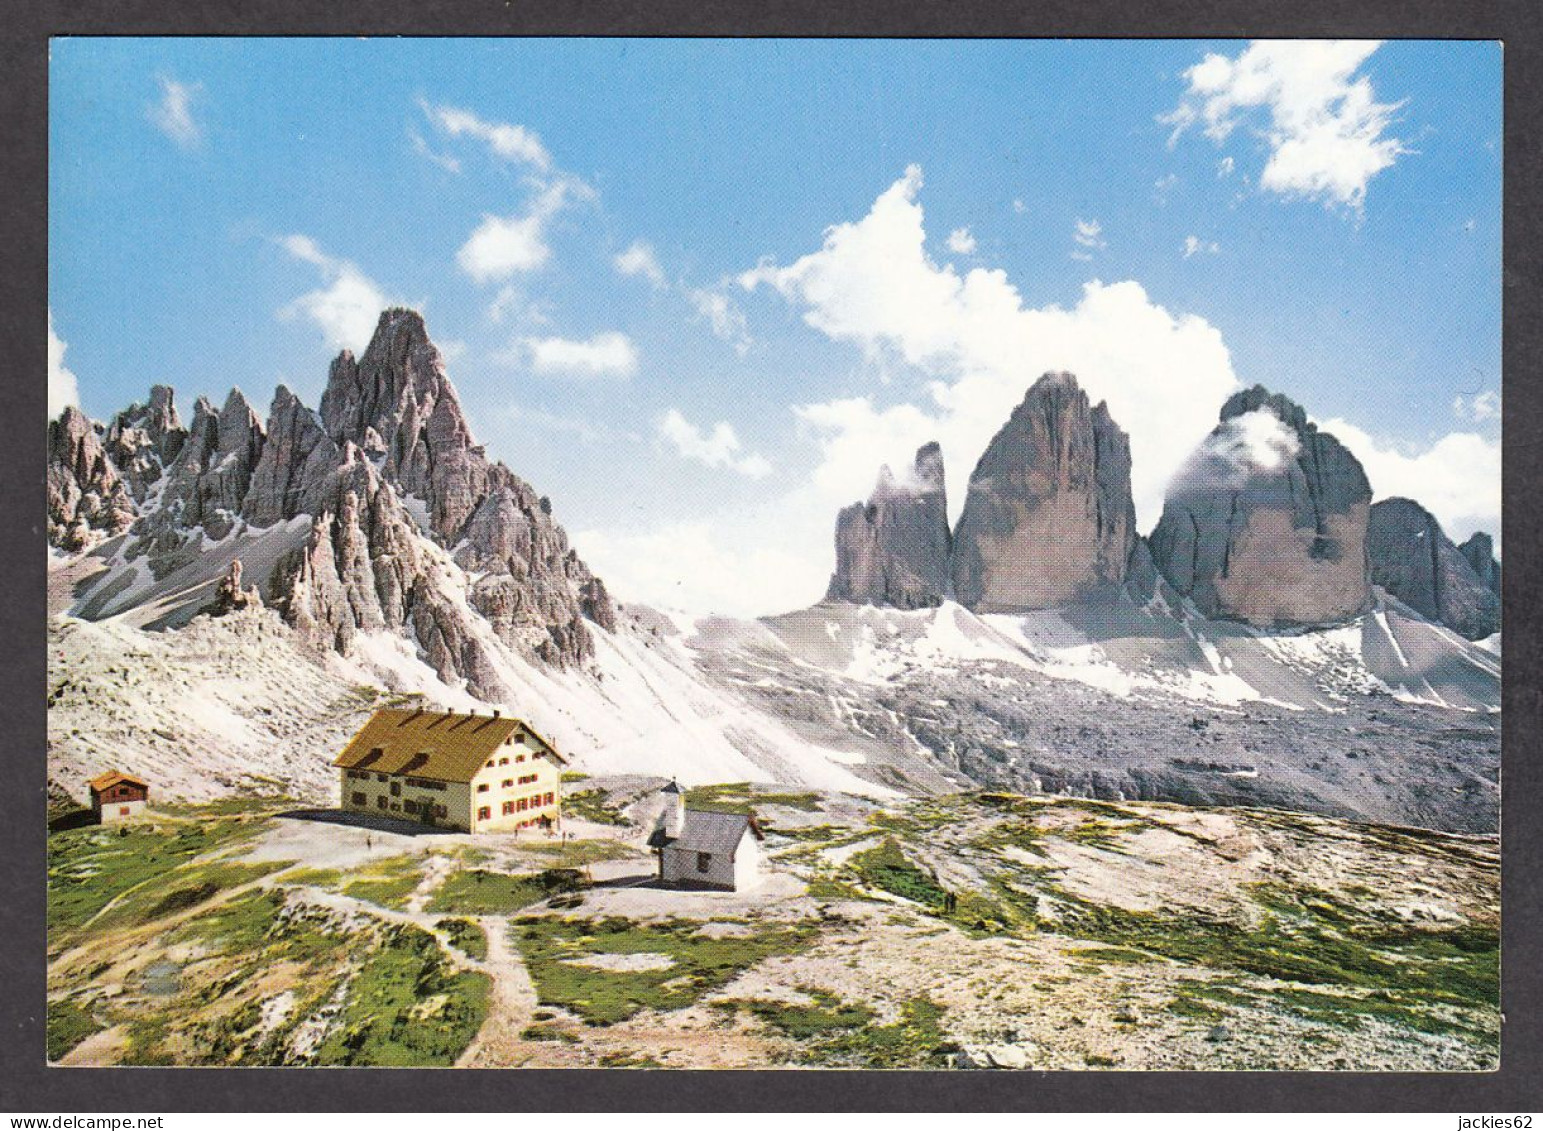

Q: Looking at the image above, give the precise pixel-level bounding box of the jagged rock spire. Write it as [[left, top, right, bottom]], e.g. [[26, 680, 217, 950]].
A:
[[1149, 384, 1372, 628], [827, 441, 952, 609], [951, 372, 1137, 612], [1368, 498, 1498, 640]]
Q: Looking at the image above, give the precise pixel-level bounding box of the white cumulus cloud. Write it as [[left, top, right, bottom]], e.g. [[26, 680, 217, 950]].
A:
[[1452, 390, 1500, 423], [48, 311, 81, 419], [614, 241, 668, 289], [946, 227, 977, 255], [741, 166, 1242, 528], [686, 288, 753, 355], [148, 76, 202, 149], [1174, 406, 1301, 490], [519, 332, 638, 379], [1321, 417, 1500, 546], [409, 127, 462, 174], [418, 99, 551, 170], [1164, 40, 1407, 209], [658, 409, 772, 479], [1183, 235, 1221, 258], [456, 180, 589, 284], [277, 235, 391, 354]]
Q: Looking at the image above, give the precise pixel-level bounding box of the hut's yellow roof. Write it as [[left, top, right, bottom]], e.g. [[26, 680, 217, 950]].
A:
[[332, 708, 565, 782]]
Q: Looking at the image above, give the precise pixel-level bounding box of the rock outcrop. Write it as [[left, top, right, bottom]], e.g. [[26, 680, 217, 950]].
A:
[[952, 373, 1137, 611], [243, 386, 340, 527], [47, 406, 136, 550], [320, 308, 490, 541], [205, 558, 263, 616], [1458, 533, 1501, 600], [1149, 386, 1372, 628], [1368, 499, 1499, 640], [103, 385, 187, 501], [157, 390, 267, 541], [827, 442, 952, 609]]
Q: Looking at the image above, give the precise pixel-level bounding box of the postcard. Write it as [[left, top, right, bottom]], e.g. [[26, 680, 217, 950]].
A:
[[45, 37, 1500, 1072]]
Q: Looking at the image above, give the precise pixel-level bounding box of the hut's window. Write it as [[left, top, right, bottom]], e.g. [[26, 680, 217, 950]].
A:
[[697, 853, 712, 873]]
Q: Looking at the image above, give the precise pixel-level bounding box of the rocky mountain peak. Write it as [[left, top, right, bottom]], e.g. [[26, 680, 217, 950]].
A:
[[951, 372, 1137, 611], [827, 441, 952, 609], [1368, 498, 1498, 640], [53, 306, 617, 692], [103, 385, 189, 502], [1220, 384, 1310, 432], [1458, 532, 1501, 599], [320, 307, 451, 447], [48, 406, 136, 550], [1150, 384, 1372, 628]]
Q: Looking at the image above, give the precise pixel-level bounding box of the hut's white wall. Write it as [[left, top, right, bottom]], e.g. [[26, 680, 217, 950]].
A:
[[340, 769, 471, 830], [733, 833, 762, 891], [661, 840, 744, 890], [471, 741, 561, 833], [97, 798, 146, 824]]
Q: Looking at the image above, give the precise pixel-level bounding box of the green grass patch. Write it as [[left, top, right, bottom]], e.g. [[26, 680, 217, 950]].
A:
[[312, 923, 490, 1067], [284, 866, 344, 888], [806, 873, 873, 902], [563, 789, 629, 826], [512, 914, 822, 1026], [48, 815, 270, 939], [973, 818, 1050, 857], [1068, 945, 1164, 965], [154, 795, 297, 818], [1061, 817, 1136, 853], [517, 838, 637, 866], [721, 987, 875, 1042], [120, 1017, 174, 1066], [1165, 995, 1227, 1022], [767, 824, 848, 843], [340, 855, 424, 910], [522, 1023, 578, 1042], [796, 996, 952, 1068], [46, 998, 103, 1062], [685, 782, 822, 814], [1022, 877, 1499, 1040], [437, 918, 488, 961], [427, 868, 583, 915], [91, 860, 291, 932], [849, 838, 948, 909]]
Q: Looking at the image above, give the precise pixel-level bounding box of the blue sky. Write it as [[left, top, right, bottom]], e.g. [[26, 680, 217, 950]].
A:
[[49, 38, 1502, 615]]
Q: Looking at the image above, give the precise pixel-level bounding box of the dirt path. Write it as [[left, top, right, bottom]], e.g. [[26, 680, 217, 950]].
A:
[[404, 852, 457, 916], [455, 916, 539, 1068]]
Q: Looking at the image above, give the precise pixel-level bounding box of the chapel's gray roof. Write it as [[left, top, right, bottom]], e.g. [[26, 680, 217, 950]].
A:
[[667, 808, 760, 857]]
